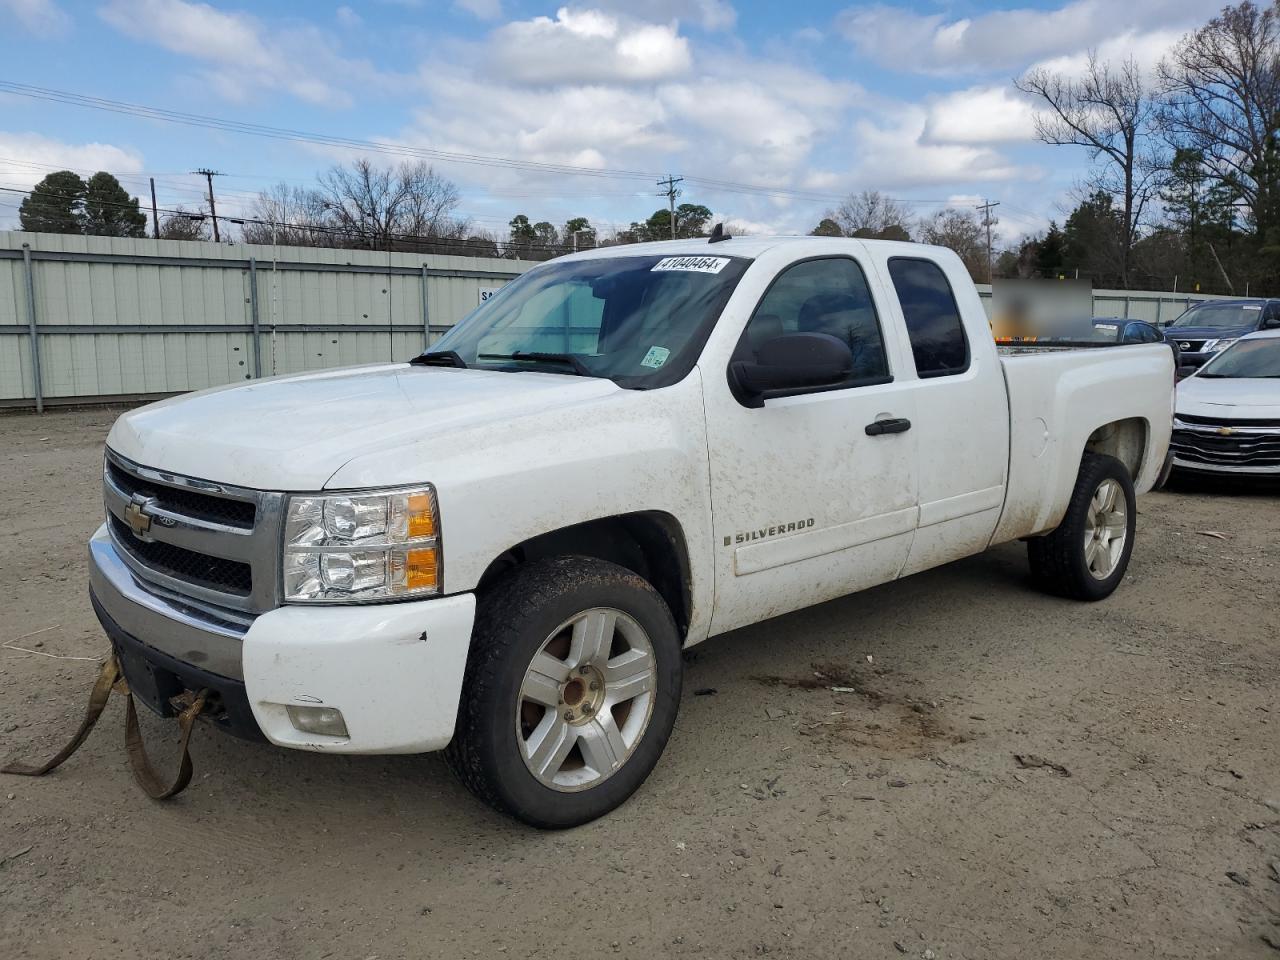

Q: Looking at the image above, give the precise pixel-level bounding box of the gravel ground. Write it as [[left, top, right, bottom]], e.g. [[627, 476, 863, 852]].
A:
[[1, 407, 1277, 960]]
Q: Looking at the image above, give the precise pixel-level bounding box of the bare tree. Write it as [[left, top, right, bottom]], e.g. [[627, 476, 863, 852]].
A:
[[313, 159, 467, 250], [918, 208, 986, 281], [158, 206, 210, 242], [1158, 1, 1280, 238], [1016, 54, 1163, 286], [828, 190, 912, 239], [241, 183, 333, 247]]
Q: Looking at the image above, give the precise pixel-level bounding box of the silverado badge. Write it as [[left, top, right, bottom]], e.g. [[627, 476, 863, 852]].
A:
[[1217, 426, 1235, 436]]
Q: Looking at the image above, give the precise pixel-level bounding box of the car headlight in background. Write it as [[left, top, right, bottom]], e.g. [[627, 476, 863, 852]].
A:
[[283, 486, 440, 602], [1203, 338, 1238, 353]]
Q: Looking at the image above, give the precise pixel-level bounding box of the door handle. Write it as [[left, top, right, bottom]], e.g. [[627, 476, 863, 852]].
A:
[[865, 417, 911, 436]]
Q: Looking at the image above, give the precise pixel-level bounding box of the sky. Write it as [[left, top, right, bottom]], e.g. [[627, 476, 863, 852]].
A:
[[0, 0, 1232, 245]]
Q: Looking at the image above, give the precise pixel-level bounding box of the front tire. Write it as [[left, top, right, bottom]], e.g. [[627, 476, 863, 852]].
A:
[[1027, 452, 1136, 601], [446, 557, 682, 828]]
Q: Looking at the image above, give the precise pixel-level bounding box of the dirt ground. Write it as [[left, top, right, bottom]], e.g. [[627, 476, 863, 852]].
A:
[[0, 407, 1277, 960]]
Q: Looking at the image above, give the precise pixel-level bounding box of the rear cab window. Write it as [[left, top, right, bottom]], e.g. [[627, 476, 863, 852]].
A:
[[887, 258, 970, 378]]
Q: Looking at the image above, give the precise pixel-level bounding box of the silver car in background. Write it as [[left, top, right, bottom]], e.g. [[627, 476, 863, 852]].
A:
[[1171, 330, 1280, 477]]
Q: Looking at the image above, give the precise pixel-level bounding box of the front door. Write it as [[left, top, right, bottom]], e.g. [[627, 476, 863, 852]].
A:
[[702, 255, 921, 636]]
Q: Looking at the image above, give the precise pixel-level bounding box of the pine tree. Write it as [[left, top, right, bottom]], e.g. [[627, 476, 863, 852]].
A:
[[18, 170, 86, 234], [83, 172, 148, 237]]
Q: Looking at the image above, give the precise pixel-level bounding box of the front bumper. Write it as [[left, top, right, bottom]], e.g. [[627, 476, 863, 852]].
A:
[[88, 523, 477, 754]]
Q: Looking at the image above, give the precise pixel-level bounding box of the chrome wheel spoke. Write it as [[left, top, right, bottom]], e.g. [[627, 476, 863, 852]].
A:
[[605, 649, 655, 703], [524, 712, 576, 779], [521, 652, 568, 707], [569, 610, 616, 669], [578, 714, 627, 774]]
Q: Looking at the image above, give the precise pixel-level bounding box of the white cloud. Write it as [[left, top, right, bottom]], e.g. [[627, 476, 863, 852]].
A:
[[488, 8, 692, 84], [1, 0, 70, 35], [0, 132, 144, 202], [453, 0, 501, 20], [1029, 27, 1190, 79], [585, 0, 736, 31], [851, 106, 1031, 189], [923, 86, 1037, 145], [335, 5, 361, 28], [835, 0, 1222, 75], [98, 0, 388, 107]]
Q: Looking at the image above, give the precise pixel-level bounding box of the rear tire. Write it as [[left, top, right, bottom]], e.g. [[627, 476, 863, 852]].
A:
[[1027, 452, 1136, 601], [446, 557, 682, 829]]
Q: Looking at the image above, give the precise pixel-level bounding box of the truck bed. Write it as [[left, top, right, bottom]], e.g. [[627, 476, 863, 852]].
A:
[[989, 341, 1175, 546]]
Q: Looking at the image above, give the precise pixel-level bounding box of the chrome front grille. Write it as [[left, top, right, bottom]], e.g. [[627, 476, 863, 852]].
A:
[[103, 450, 285, 614], [1171, 423, 1280, 468]]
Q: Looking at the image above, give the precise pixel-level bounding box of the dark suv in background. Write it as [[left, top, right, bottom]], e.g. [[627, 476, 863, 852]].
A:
[[1163, 298, 1280, 369]]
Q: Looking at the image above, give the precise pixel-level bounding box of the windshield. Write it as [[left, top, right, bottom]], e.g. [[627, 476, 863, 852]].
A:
[[424, 253, 750, 388], [1169, 302, 1264, 329], [1198, 337, 1280, 378]]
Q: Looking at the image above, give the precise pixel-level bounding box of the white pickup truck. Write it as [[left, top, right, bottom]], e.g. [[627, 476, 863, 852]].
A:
[[88, 236, 1172, 826]]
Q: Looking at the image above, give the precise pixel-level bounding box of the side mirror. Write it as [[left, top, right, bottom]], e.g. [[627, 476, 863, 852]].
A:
[[731, 332, 853, 406], [1263, 316, 1280, 329]]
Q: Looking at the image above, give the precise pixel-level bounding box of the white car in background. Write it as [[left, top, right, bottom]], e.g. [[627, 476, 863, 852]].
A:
[[1171, 330, 1280, 476]]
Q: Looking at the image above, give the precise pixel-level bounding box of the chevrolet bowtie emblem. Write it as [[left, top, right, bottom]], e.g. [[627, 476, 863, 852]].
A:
[[1217, 426, 1235, 436], [123, 493, 155, 538]]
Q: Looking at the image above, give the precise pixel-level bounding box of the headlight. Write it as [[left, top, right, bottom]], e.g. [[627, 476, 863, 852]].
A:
[[1204, 338, 1237, 353], [283, 486, 440, 603]]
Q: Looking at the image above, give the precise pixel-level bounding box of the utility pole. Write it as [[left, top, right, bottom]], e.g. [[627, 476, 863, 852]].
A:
[[657, 174, 683, 240], [194, 168, 222, 242], [149, 177, 160, 239], [977, 199, 1000, 283]]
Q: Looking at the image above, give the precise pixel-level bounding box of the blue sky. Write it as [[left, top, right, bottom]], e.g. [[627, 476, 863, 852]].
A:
[[0, 0, 1230, 244]]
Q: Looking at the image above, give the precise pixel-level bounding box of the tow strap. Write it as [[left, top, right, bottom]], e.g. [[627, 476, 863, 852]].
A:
[[2, 654, 210, 800]]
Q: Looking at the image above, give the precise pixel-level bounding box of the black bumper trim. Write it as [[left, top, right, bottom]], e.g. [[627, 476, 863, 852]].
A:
[[90, 590, 266, 742]]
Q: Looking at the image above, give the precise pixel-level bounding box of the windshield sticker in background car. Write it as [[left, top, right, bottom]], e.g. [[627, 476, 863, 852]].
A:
[[651, 256, 730, 274], [1243, 305, 1262, 310], [1095, 323, 1119, 334], [641, 346, 671, 368]]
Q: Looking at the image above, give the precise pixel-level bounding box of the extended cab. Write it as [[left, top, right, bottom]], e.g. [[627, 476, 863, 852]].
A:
[[90, 236, 1173, 826]]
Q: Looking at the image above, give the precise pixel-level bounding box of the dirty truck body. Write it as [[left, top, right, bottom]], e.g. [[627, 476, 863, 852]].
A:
[[88, 236, 1173, 826]]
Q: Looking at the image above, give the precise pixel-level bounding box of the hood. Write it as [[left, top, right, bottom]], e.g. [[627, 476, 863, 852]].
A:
[[1176, 375, 1280, 419], [1164, 324, 1255, 342], [106, 363, 620, 490]]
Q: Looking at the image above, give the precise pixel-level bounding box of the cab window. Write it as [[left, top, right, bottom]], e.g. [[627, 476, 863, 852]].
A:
[[733, 257, 890, 393], [887, 257, 970, 378]]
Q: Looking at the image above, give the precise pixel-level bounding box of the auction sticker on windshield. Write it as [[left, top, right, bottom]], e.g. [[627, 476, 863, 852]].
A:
[[640, 346, 671, 368], [652, 256, 731, 274]]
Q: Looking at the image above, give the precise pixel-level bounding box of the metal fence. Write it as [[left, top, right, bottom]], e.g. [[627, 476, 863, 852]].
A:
[[0, 231, 1245, 411], [0, 231, 537, 411]]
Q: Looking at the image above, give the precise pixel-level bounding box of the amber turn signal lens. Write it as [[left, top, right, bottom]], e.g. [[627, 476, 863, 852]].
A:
[[405, 547, 438, 591], [407, 492, 436, 539]]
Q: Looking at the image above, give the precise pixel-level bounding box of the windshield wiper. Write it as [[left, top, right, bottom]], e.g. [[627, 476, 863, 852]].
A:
[[411, 350, 467, 369], [477, 351, 595, 377]]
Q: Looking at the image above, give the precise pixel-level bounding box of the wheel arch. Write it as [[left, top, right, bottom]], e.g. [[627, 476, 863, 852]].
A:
[[475, 511, 694, 641], [1083, 416, 1148, 481]]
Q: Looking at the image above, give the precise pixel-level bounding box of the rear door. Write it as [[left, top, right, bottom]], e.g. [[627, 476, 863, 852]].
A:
[[701, 253, 921, 636], [871, 253, 1010, 577]]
